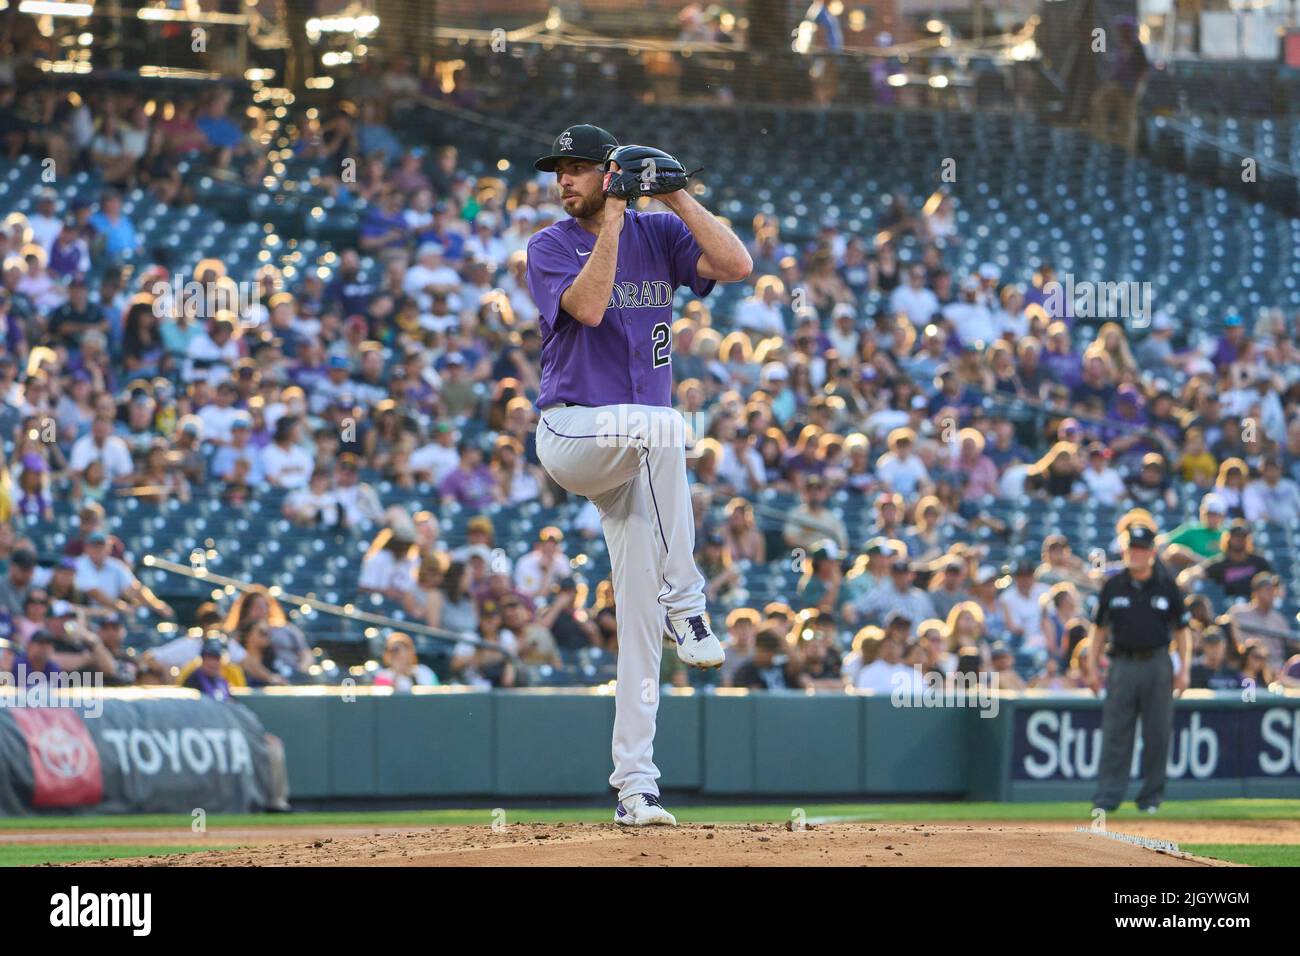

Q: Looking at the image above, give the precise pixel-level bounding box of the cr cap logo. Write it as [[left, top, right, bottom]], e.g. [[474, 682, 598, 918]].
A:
[[39, 726, 91, 780], [559, 131, 574, 151]]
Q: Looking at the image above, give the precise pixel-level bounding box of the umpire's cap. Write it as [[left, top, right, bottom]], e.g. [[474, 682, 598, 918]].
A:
[[535, 125, 619, 172]]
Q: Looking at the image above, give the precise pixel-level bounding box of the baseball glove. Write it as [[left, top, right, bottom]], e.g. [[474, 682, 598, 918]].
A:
[[602, 145, 697, 201]]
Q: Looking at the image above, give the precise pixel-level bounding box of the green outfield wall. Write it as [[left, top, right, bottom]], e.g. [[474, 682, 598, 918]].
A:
[[237, 687, 1300, 802]]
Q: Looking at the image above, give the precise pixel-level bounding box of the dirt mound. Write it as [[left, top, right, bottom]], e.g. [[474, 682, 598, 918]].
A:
[[66, 823, 1231, 867]]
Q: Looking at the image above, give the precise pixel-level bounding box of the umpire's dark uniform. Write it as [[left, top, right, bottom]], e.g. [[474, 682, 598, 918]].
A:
[[1091, 524, 1190, 811]]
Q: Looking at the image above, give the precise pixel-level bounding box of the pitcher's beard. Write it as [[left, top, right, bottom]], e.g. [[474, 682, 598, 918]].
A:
[[562, 191, 603, 219]]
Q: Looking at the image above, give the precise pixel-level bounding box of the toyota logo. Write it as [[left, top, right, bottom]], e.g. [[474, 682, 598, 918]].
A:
[[38, 726, 90, 780]]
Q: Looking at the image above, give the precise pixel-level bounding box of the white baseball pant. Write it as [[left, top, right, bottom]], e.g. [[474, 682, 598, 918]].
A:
[[535, 403, 707, 801]]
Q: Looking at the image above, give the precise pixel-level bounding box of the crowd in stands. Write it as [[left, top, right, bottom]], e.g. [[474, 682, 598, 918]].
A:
[[1, 61, 1299, 699]]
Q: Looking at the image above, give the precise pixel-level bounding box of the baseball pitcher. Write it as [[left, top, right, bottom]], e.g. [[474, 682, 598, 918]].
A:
[[527, 125, 753, 825]]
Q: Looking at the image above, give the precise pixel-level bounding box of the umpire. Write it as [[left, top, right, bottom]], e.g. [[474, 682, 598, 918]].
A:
[[1087, 523, 1191, 813]]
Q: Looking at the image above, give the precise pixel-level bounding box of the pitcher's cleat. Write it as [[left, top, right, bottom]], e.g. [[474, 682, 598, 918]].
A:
[[615, 792, 677, 826], [667, 613, 725, 669]]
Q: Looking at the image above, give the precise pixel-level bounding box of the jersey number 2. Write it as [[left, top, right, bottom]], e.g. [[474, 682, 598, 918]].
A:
[[651, 322, 671, 368]]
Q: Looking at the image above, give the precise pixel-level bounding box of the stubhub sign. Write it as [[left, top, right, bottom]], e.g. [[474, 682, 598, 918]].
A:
[[1250, 707, 1300, 777], [1012, 704, 1300, 782]]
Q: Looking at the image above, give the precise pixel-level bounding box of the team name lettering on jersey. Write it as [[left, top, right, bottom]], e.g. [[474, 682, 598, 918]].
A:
[[608, 280, 673, 310]]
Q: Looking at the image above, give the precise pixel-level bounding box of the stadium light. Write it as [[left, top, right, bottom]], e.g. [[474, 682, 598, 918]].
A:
[[19, 1, 93, 15], [137, 7, 246, 24], [138, 66, 221, 80], [1008, 39, 1038, 61], [308, 14, 379, 35], [41, 60, 91, 73]]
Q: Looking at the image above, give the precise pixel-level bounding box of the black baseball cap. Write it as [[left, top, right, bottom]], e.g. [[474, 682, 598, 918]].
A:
[[1125, 525, 1156, 548], [534, 125, 619, 172]]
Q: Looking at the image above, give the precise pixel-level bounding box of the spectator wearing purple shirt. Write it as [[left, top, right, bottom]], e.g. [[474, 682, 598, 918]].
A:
[[1040, 323, 1082, 389], [1211, 314, 1246, 371], [1103, 385, 1171, 462], [1023, 263, 1061, 314], [47, 222, 90, 279], [358, 188, 410, 253], [13, 630, 62, 685], [326, 249, 377, 317], [0, 292, 24, 356], [1014, 338, 1049, 397], [183, 637, 234, 701], [439, 441, 497, 509], [400, 376, 438, 412], [1070, 354, 1117, 408], [986, 419, 1032, 469], [926, 366, 981, 422]]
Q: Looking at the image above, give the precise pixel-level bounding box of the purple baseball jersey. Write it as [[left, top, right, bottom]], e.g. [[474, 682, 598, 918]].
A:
[[526, 210, 715, 408]]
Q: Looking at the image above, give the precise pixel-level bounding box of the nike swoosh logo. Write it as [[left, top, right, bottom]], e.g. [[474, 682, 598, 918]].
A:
[[577, 250, 591, 257]]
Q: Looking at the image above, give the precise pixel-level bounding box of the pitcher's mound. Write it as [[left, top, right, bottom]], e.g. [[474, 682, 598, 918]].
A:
[[73, 823, 1233, 867]]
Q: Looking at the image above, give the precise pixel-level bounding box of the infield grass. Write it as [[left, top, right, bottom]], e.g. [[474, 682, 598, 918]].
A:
[[1181, 844, 1300, 867], [1, 844, 236, 867]]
